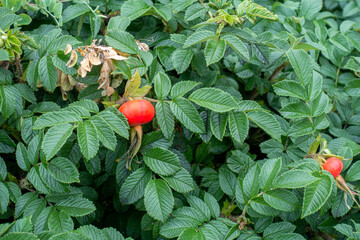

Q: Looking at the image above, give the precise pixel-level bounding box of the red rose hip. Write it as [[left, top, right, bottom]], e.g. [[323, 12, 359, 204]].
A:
[[118, 100, 155, 127], [322, 157, 343, 178]]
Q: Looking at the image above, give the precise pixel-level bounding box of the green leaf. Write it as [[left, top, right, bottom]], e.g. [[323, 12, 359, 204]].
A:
[[48, 35, 81, 55], [263, 222, 296, 239], [286, 49, 313, 87], [143, 147, 181, 176], [259, 157, 282, 191], [243, 164, 261, 200], [15, 192, 38, 218], [288, 118, 314, 137], [160, 218, 198, 238], [186, 195, 211, 221], [16, 142, 30, 171], [204, 39, 226, 66], [2, 232, 39, 240], [48, 157, 80, 184], [204, 192, 220, 218], [0, 85, 15, 120], [154, 72, 171, 100], [247, 111, 281, 142], [102, 227, 126, 240], [346, 161, 360, 181], [221, 34, 250, 61], [171, 49, 194, 74], [172, 0, 196, 12], [301, 173, 333, 218], [121, 0, 150, 20], [170, 97, 205, 133], [179, 228, 205, 240], [105, 30, 139, 54], [298, 0, 322, 19], [144, 179, 174, 222], [189, 88, 238, 112], [274, 233, 306, 240], [48, 232, 83, 240], [0, 157, 7, 181], [28, 166, 51, 194], [42, 123, 75, 160], [90, 116, 117, 151], [308, 71, 323, 101], [183, 30, 216, 48], [119, 167, 152, 205], [161, 168, 194, 193], [153, 4, 172, 22], [48, 211, 74, 232], [77, 120, 99, 160], [273, 80, 308, 100], [170, 81, 201, 99], [345, 79, 360, 97], [107, 16, 131, 32], [14, 83, 36, 104], [156, 101, 175, 139], [34, 111, 82, 129], [0, 49, 9, 61], [210, 112, 228, 141], [219, 167, 237, 197], [0, 182, 9, 214], [280, 102, 312, 118], [56, 197, 96, 217], [38, 56, 57, 92], [185, 3, 207, 21], [98, 110, 129, 139], [228, 110, 248, 144], [62, 4, 90, 23], [249, 196, 280, 216], [263, 189, 300, 212], [273, 170, 319, 189]]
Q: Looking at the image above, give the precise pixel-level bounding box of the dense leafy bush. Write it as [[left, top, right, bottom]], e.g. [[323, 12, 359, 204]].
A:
[[1, 0, 360, 239]]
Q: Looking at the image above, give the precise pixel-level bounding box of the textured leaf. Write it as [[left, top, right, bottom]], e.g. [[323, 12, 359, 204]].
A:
[[179, 228, 204, 240], [154, 72, 171, 100], [259, 157, 282, 191], [274, 170, 319, 189], [286, 49, 313, 87], [106, 30, 139, 54], [121, 0, 150, 20], [183, 30, 216, 48], [144, 179, 174, 222], [210, 112, 228, 141], [273, 80, 308, 100], [170, 97, 205, 133], [301, 173, 333, 218], [156, 101, 174, 139], [98, 110, 129, 139], [143, 147, 181, 176], [91, 115, 117, 151], [48, 157, 79, 184], [263, 189, 300, 212], [16, 142, 30, 171], [42, 123, 75, 160], [162, 168, 194, 193], [204, 39, 226, 66], [228, 110, 248, 144], [0, 182, 9, 214], [247, 111, 281, 142], [189, 88, 238, 112], [62, 4, 90, 23], [171, 49, 194, 74], [170, 81, 201, 99], [48, 211, 74, 232], [38, 56, 57, 92], [120, 167, 152, 205], [77, 120, 99, 160], [34, 111, 82, 129], [56, 197, 95, 217], [221, 34, 250, 61]]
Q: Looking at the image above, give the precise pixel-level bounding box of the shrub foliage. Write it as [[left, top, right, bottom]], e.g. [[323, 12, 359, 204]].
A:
[[1, 0, 360, 239]]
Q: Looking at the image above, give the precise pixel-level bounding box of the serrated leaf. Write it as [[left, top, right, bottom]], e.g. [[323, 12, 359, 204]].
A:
[[0, 85, 15, 120], [221, 34, 250, 61], [247, 111, 281, 142], [204, 39, 226, 66], [160, 218, 198, 238], [120, 167, 152, 205], [259, 157, 282, 191], [249, 196, 280, 216], [170, 97, 205, 133], [210, 112, 228, 141], [48, 211, 74, 232], [77, 120, 99, 160], [301, 173, 333, 218], [144, 179, 174, 222], [0, 182, 9, 214], [38, 56, 57, 92], [273, 80, 308, 100], [172, 0, 197, 12], [263, 189, 300, 212], [91, 116, 116, 151], [2, 232, 39, 240], [204, 192, 220, 218], [273, 170, 319, 189], [16, 142, 30, 171], [98, 110, 129, 139], [62, 4, 90, 23], [143, 147, 181, 176], [34, 111, 82, 130], [179, 228, 205, 240], [186, 195, 211, 222], [121, 0, 150, 20], [171, 49, 194, 74], [48, 157, 79, 184], [42, 123, 75, 160], [286, 49, 313, 87], [170, 81, 201, 99], [106, 30, 139, 54], [228, 110, 248, 144], [156, 101, 175, 139], [189, 88, 238, 112], [162, 168, 194, 193], [56, 197, 95, 217], [183, 30, 216, 48], [154, 72, 171, 100]]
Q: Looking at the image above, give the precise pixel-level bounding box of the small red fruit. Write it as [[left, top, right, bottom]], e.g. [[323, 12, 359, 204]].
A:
[[118, 100, 155, 127], [322, 157, 343, 178]]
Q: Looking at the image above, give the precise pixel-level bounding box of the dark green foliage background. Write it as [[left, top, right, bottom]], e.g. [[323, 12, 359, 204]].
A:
[[1, 0, 360, 239]]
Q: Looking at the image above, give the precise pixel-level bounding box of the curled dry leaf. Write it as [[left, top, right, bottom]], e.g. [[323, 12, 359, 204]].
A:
[[136, 40, 149, 52], [64, 44, 72, 55], [66, 50, 78, 67]]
